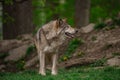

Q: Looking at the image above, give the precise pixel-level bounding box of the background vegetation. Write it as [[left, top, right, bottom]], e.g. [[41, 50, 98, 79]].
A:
[[32, 0, 120, 27]]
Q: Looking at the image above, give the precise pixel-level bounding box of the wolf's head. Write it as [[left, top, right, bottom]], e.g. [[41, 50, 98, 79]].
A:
[[55, 19, 78, 38]]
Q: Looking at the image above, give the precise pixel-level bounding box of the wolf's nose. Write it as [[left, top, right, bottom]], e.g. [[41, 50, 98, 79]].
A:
[[75, 30, 78, 33]]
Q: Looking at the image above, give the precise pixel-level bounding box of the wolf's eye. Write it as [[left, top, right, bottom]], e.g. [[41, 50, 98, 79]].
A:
[[64, 26, 68, 30], [65, 25, 69, 28]]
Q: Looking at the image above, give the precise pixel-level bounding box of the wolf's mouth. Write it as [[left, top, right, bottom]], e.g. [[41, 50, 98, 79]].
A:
[[65, 32, 74, 38]]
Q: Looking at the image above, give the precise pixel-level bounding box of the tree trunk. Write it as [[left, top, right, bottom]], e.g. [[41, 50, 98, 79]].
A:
[[3, 0, 34, 39], [75, 0, 90, 28], [0, 3, 2, 40]]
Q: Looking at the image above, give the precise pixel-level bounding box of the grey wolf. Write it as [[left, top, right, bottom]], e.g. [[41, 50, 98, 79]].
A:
[[34, 19, 78, 75]]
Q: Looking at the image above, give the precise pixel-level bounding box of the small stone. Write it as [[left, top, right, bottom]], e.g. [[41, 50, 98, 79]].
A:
[[106, 56, 120, 66]]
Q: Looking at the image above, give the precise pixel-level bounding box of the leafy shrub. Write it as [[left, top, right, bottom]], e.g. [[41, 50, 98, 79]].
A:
[[93, 16, 120, 30], [77, 51, 85, 57], [16, 59, 25, 70], [112, 52, 120, 56], [90, 6, 107, 23], [26, 45, 36, 55], [60, 38, 84, 61], [90, 58, 107, 67], [90, 0, 120, 23], [94, 22, 107, 30], [112, 18, 120, 26], [0, 53, 8, 59]]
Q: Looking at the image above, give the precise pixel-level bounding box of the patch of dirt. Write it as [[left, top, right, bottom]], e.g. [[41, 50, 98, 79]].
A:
[[73, 27, 120, 59]]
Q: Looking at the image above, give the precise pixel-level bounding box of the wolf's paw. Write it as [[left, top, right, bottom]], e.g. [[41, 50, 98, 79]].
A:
[[51, 71, 57, 75], [39, 71, 46, 76]]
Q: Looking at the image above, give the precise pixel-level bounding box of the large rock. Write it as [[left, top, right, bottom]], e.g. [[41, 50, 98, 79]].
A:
[[81, 23, 95, 33], [4, 44, 30, 61], [17, 34, 33, 41], [104, 18, 113, 26], [106, 56, 120, 66]]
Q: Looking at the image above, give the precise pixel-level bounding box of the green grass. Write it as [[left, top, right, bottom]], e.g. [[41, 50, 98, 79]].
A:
[[0, 67, 120, 80]]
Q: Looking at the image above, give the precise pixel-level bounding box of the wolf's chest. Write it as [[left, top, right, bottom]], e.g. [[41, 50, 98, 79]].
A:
[[43, 40, 63, 53]]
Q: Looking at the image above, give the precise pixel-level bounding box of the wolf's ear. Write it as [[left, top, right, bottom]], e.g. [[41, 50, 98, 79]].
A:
[[58, 18, 63, 25], [56, 18, 63, 28], [62, 18, 67, 22]]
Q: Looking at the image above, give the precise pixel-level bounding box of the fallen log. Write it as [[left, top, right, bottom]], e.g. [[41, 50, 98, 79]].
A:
[[24, 56, 38, 68], [59, 58, 98, 68]]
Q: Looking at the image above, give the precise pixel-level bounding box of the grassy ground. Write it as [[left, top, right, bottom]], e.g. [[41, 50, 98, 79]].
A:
[[0, 66, 120, 80]]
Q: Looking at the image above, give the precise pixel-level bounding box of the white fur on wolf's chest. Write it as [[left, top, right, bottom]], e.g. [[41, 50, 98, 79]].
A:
[[43, 43, 59, 53], [43, 36, 65, 53]]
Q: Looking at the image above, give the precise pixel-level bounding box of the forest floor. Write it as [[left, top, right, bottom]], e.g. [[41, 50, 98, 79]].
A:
[[0, 66, 120, 80]]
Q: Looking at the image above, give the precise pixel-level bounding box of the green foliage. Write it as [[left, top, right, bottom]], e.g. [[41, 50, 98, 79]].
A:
[[60, 38, 84, 61], [103, 66, 118, 72], [32, 0, 120, 32], [0, 53, 8, 59], [26, 45, 35, 55], [3, 13, 15, 24], [77, 51, 85, 57], [0, 67, 120, 80], [104, 26, 116, 31], [94, 22, 107, 30], [32, 0, 75, 31], [32, 0, 46, 7], [93, 16, 120, 30], [32, 0, 46, 27], [90, 6, 108, 23], [15, 59, 25, 70], [16, 45, 36, 70], [112, 52, 120, 56], [90, 58, 107, 67], [2, 0, 120, 32], [4, 0, 13, 5], [112, 18, 120, 26], [90, 0, 120, 23]]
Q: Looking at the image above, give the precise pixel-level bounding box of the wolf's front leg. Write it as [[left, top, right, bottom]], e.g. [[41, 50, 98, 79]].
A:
[[51, 53, 58, 75], [39, 52, 46, 76]]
